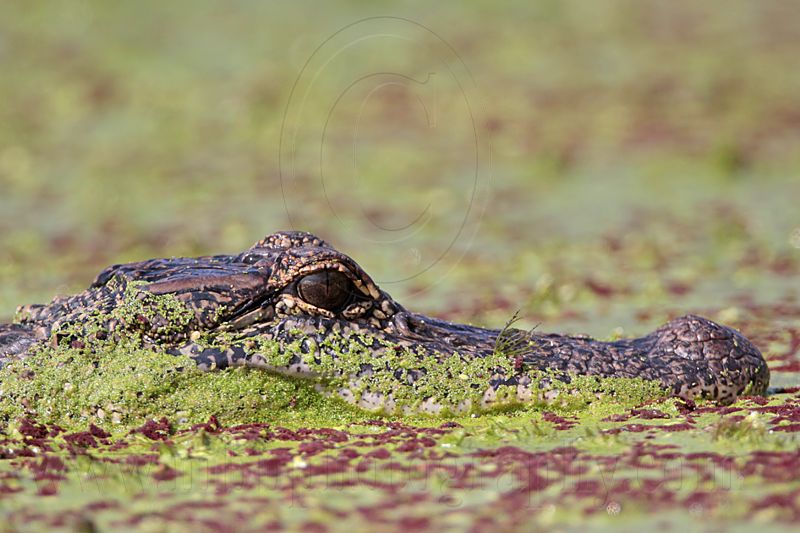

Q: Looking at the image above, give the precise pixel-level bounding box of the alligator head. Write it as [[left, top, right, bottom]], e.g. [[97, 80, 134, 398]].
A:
[[3, 231, 770, 413]]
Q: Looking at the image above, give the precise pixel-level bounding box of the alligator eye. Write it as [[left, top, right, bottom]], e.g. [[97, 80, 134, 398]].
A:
[[297, 270, 353, 311]]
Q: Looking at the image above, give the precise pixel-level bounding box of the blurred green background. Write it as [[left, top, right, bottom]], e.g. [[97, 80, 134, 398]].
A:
[[1, 0, 799, 334]]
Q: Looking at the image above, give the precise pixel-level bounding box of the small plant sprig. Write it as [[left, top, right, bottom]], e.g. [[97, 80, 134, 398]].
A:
[[492, 310, 539, 371]]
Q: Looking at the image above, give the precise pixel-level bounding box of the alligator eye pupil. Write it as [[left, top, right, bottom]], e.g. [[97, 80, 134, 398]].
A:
[[297, 270, 352, 311]]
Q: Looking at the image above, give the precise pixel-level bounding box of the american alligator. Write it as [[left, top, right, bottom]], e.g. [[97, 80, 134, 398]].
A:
[[0, 231, 769, 413]]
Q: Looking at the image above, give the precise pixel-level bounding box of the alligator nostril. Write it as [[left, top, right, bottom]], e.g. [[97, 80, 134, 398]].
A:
[[393, 312, 413, 335]]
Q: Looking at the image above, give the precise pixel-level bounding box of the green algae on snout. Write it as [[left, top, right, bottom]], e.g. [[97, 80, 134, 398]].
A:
[[197, 315, 668, 417], [306, 330, 666, 414]]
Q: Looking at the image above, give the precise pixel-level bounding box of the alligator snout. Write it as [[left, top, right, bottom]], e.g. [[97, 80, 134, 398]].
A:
[[385, 312, 769, 407]]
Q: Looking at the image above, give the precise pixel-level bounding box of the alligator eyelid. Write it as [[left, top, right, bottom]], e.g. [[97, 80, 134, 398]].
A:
[[295, 263, 375, 298]]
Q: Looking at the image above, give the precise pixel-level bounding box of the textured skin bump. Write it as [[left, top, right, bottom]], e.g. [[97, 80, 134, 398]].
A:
[[0, 231, 770, 411]]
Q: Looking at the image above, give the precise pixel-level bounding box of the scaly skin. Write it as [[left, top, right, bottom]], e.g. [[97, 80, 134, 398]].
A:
[[0, 231, 770, 412]]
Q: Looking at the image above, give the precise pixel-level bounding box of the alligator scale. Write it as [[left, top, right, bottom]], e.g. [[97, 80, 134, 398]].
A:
[[0, 231, 769, 413]]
